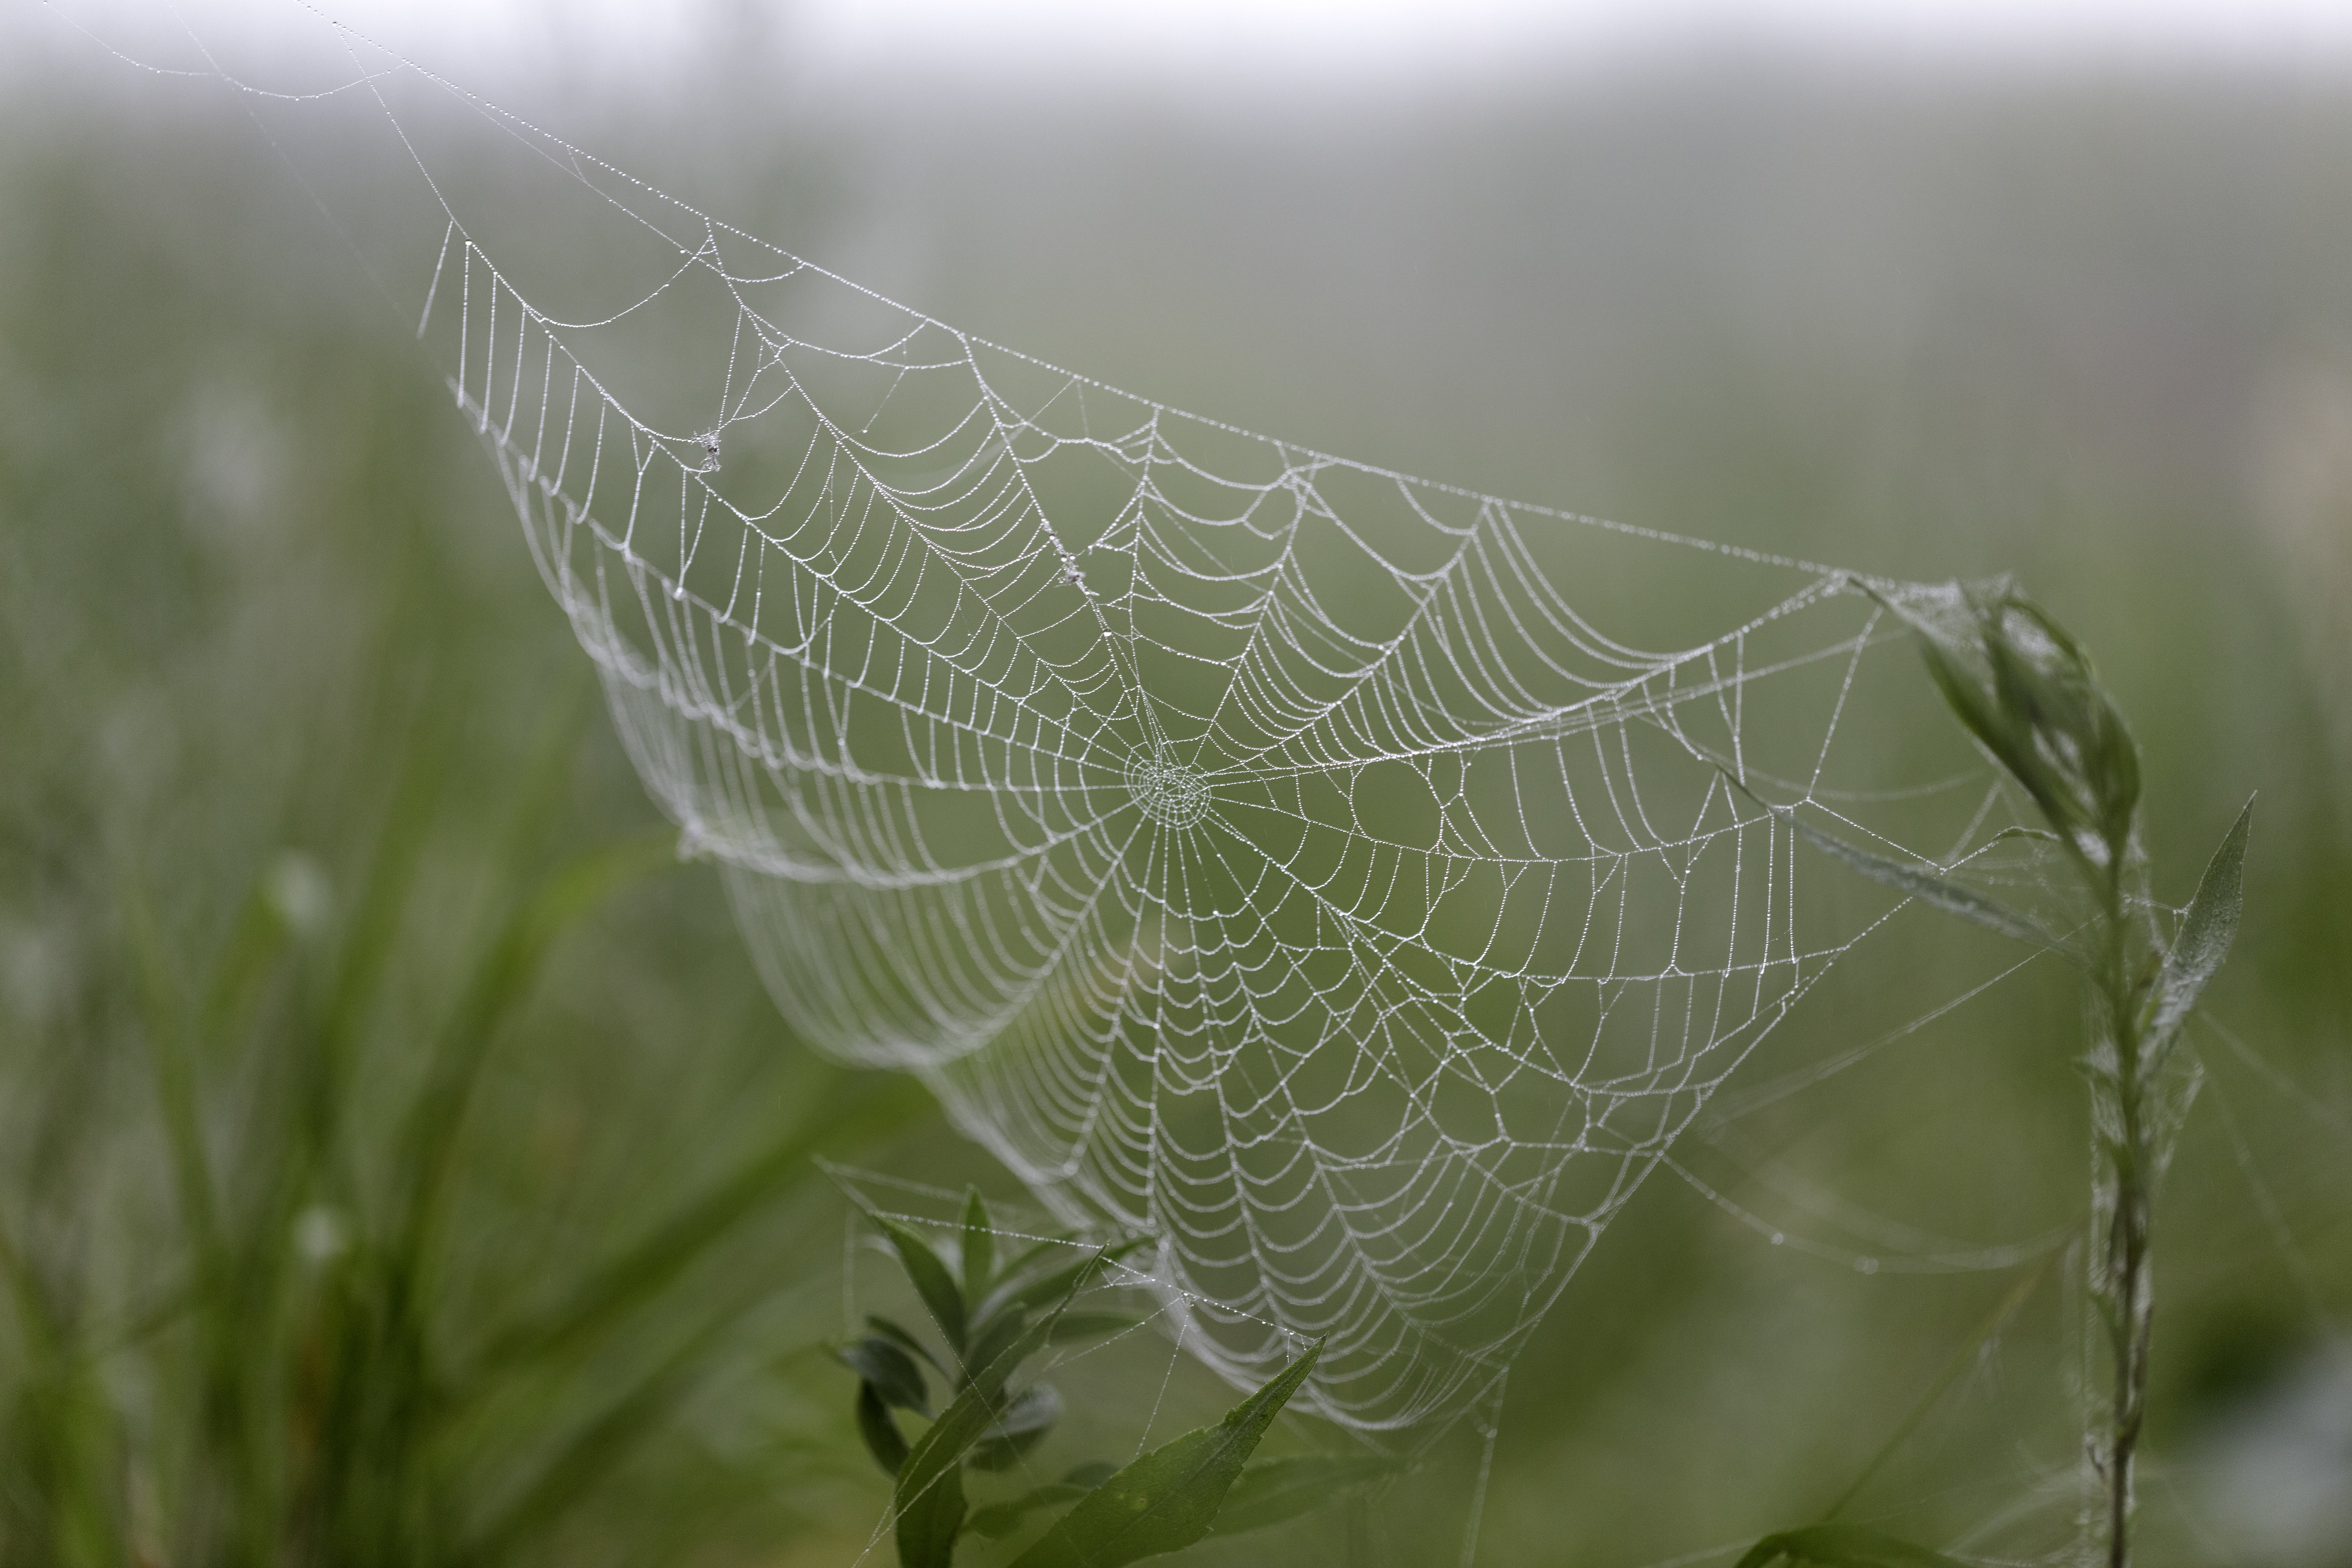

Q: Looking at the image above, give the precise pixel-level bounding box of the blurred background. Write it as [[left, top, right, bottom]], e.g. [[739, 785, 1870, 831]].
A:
[[3, 2, 2349, 1565]]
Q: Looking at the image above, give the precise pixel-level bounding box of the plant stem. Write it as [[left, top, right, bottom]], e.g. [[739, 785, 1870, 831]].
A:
[[2090, 872, 2152, 1568]]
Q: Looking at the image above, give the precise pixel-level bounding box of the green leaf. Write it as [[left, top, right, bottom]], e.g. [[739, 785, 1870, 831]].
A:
[[858, 1381, 913, 1477], [961, 1187, 995, 1303], [1785, 804, 2058, 951], [1722, 774, 2068, 959], [473, 1075, 932, 1379], [968, 1483, 1093, 1540], [966, 1467, 1119, 1540], [2147, 797, 2252, 1064], [1044, 1310, 1143, 1344], [976, 1237, 1148, 1330], [1917, 634, 2041, 807], [1733, 1523, 1971, 1568], [838, 1335, 930, 1413], [892, 1287, 1092, 1566], [995, 1232, 1080, 1282], [1204, 1454, 1398, 1537], [466, 1311, 721, 1562], [1886, 585, 2143, 871], [870, 1214, 969, 1356], [969, 1382, 1064, 1472], [1007, 1341, 1323, 1568], [965, 1305, 1031, 1393], [867, 1313, 949, 1376], [391, 829, 682, 1271]]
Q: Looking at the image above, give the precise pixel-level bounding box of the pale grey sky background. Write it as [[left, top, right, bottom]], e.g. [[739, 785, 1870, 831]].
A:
[[24, 0, 2352, 102]]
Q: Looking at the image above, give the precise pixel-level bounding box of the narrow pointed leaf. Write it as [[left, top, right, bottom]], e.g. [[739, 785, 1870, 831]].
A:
[[1779, 804, 2065, 956], [858, 1382, 912, 1477], [1917, 634, 2023, 782], [1735, 1524, 1971, 1568], [894, 1287, 1086, 1566], [1044, 1309, 1143, 1344], [961, 1187, 995, 1303], [964, 1467, 1120, 1539], [838, 1336, 929, 1413], [2148, 797, 2251, 1061], [977, 1237, 1147, 1329], [867, 1313, 949, 1376], [1722, 773, 2068, 959], [871, 1214, 968, 1354], [1204, 1454, 1399, 1537], [968, 1482, 1094, 1540], [970, 1382, 1065, 1471], [996, 1232, 1078, 1282], [1008, 1341, 1323, 1568], [966, 1305, 1030, 1388]]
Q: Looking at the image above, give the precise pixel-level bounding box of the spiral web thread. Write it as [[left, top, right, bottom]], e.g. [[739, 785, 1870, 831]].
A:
[[121, 16, 2018, 1435]]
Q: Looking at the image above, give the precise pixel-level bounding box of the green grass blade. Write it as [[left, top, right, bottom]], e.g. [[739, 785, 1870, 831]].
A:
[[472, 1074, 931, 1378], [389, 828, 681, 1268], [463, 1320, 720, 1564]]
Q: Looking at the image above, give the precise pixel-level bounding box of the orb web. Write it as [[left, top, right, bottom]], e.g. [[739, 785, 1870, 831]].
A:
[[1128, 751, 1211, 830], [108, 15, 2027, 1434]]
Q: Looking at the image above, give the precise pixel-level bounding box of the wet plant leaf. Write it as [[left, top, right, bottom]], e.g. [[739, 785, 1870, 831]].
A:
[[1722, 771, 2067, 959], [870, 1213, 969, 1356], [867, 1314, 949, 1377], [965, 1306, 1030, 1392], [837, 1336, 929, 1414], [1203, 1454, 1399, 1537], [1006, 1341, 1322, 1568], [892, 1314, 1061, 1568], [858, 1382, 912, 1477], [1774, 802, 2063, 955], [969, 1382, 1063, 1471], [1734, 1522, 1971, 1568], [968, 1481, 1092, 1540], [2147, 797, 2252, 1064], [1043, 1310, 1143, 1345], [966, 1466, 1121, 1539], [975, 1238, 1148, 1332], [960, 1188, 994, 1303]]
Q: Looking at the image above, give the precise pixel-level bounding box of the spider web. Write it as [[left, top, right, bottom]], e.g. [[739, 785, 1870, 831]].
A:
[[101, 13, 2029, 1434]]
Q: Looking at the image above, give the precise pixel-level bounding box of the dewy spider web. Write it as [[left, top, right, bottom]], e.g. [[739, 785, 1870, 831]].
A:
[[108, 10, 2030, 1434]]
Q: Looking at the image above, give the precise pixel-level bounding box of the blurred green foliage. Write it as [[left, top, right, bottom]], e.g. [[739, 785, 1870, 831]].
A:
[[2, 39, 2349, 1568]]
